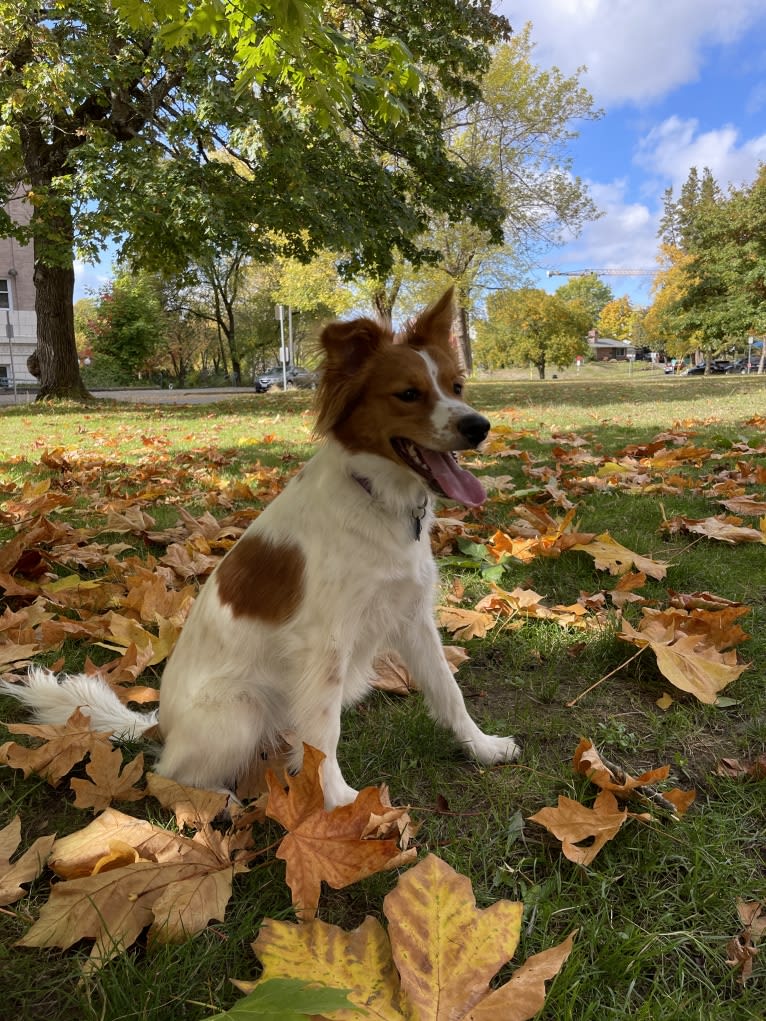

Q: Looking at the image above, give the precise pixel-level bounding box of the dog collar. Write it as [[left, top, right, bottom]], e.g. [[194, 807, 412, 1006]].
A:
[[352, 473, 429, 541]]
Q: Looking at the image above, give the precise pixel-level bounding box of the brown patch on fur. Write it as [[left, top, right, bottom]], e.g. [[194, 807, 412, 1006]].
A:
[[216, 533, 305, 622]]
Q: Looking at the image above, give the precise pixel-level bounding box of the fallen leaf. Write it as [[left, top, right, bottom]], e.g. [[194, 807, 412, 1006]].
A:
[[0, 815, 56, 906], [572, 532, 667, 580], [69, 743, 145, 812], [20, 808, 249, 971], [247, 854, 575, 1021], [437, 606, 496, 640], [0, 708, 112, 786], [265, 746, 415, 920], [528, 790, 631, 866]]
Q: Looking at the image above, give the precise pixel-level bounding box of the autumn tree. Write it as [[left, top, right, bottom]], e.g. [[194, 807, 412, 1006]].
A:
[[475, 287, 590, 379], [596, 296, 634, 340], [555, 274, 613, 327], [649, 165, 766, 371], [0, 1, 510, 399], [366, 24, 601, 369]]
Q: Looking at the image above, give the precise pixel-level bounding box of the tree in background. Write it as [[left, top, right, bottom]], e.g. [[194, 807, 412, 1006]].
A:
[[82, 275, 165, 385], [419, 26, 600, 370], [555, 274, 613, 328], [596, 296, 634, 340], [649, 165, 766, 372], [475, 287, 590, 379], [0, 0, 510, 399]]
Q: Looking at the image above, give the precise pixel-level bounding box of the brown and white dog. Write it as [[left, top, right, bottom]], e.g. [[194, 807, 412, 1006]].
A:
[[2, 290, 519, 808]]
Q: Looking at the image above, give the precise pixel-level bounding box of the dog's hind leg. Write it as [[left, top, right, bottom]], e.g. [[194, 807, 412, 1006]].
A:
[[155, 697, 270, 793], [394, 614, 521, 765]]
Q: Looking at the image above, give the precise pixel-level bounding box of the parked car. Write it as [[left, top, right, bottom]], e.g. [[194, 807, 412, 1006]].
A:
[[680, 361, 731, 376], [254, 365, 317, 392], [724, 357, 762, 374]]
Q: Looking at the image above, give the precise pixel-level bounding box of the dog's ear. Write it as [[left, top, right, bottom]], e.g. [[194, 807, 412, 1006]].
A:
[[315, 317, 388, 434], [319, 317, 386, 374], [404, 288, 455, 351]]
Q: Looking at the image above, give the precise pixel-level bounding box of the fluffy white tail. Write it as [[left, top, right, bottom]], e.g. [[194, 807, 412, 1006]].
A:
[[0, 667, 158, 740]]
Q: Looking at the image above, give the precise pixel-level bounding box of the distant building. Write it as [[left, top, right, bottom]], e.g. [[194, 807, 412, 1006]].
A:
[[1, 189, 38, 387], [587, 329, 635, 361]]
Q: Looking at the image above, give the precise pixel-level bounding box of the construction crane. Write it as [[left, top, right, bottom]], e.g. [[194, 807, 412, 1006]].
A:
[[546, 268, 653, 278]]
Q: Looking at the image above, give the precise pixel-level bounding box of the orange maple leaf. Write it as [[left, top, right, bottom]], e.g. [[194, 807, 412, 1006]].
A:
[[265, 746, 416, 920]]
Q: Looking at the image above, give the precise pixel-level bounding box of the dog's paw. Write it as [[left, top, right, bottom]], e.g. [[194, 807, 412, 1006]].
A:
[[468, 734, 521, 766]]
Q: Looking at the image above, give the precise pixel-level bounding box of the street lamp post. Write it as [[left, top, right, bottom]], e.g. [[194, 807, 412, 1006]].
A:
[[748, 336, 754, 374]]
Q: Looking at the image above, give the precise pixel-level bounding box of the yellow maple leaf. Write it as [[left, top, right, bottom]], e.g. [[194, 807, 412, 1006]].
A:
[[246, 854, 575, 1021], [572, 531, 667, 580], [437, 605, 496, 640]]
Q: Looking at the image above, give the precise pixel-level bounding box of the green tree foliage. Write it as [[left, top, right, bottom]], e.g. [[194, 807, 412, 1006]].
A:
[[0, 0, 510, 398], [555, 274, 613, 327], [650, 165, 766, 371], [83, 274, 165, 380], [475, 287, 590, 379], [415, 24, 601, 369]]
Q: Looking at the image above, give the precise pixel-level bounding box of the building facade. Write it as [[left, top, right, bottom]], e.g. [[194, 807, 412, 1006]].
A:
[[1, 190, 38, 388]]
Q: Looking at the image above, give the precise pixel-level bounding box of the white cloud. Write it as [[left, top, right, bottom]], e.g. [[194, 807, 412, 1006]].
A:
[[635, 116, 766, 189], [541, 179, 659, 305], [497, 0, 766, 105]]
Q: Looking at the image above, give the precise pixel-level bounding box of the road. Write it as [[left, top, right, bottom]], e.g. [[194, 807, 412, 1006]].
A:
[[0, 387, 260, 407]]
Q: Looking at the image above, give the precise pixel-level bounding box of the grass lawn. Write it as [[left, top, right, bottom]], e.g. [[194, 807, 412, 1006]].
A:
[[1, 371, 765, 1020]]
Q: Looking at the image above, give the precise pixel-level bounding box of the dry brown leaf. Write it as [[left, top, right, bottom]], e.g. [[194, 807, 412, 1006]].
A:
[[620, 608, 750, 704], [528, 790, 632, 866], [662, 513, 765, 544], [572, 531, 667, 580], [0, 815, 56, 906], [145, 773, 231, 828], [737, 899, 766, 939], [69, 743, 145, 812], [265, 746, 415, 920], [371, 651, 418, 695], [715, 756, 766, 780], [21, 807, 249, 971], [437, 605, 496, 640], [0, 708, 112, 786]]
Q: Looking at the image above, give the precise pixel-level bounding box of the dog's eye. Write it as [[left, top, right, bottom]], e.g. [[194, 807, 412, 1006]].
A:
[[453, 381, 464, 396], [395, 388, 421, 403]]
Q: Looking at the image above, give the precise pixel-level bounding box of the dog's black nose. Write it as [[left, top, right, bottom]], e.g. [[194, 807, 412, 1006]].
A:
[[457, 413, 490, 447]]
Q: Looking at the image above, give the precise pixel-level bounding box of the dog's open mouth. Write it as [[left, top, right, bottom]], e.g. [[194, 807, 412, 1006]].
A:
[[391, 439, 486, 507]]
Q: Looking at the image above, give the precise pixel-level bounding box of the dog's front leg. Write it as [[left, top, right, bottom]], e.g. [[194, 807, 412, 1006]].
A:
[[289, 663, 360, 811], [394, 614, 521, 766]]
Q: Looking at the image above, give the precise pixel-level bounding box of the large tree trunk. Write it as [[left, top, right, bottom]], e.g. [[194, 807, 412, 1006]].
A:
[[31, 197, 90, 400], [34, 257, 90, 400]]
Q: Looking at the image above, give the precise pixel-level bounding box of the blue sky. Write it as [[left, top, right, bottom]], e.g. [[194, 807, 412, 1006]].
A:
[[498, 0, 766, 307], [75, 2, 766, 309]]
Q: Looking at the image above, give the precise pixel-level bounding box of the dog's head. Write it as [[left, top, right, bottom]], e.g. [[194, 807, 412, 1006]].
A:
[[315, 289, 489, 506]]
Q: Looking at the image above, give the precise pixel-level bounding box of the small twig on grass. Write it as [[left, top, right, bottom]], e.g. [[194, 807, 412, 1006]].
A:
[[566, 646, 647, 707], [598, 752, 683, 818]]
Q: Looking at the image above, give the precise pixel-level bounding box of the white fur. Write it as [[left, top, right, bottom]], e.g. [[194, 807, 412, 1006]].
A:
[[2, 316, 520, 809]]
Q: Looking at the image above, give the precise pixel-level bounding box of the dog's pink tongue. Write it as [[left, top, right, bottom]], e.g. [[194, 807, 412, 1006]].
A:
[[421, 450, 486, 507]]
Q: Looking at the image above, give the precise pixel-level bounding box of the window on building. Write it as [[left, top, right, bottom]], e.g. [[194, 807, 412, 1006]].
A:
[[0, 279, 10, 310]]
